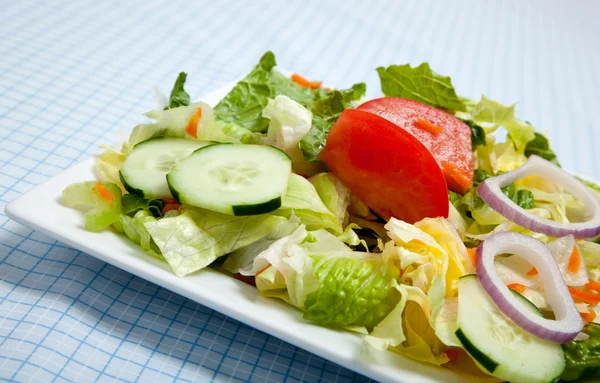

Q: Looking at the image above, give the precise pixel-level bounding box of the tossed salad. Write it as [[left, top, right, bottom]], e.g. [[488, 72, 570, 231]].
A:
[[63, 51, 600, 383]]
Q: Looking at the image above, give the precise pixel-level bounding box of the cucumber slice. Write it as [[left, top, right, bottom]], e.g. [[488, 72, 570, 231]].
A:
[[119, 138, 210, 199], [167, 143, 292, 216], [455, 274, 565, 383]]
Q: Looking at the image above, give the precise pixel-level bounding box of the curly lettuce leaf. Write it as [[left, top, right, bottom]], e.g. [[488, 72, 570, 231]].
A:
[[165, 72, 191, 109], [469, 95, 535, 153], [275, 173, 342, 234], [62, 181, 122, 231], [377, 63, 465, 111]]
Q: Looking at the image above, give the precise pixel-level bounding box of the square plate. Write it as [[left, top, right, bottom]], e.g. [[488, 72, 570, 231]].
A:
[[5, 82, 481, 383]]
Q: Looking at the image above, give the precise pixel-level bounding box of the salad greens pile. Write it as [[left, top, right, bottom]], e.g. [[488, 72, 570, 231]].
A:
[[63, 51, 600, 383]]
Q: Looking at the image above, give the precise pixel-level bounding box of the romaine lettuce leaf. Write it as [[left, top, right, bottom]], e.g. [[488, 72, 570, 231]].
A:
[[298, 85, 366, 161], [561, 323, 600, 381], [62, 181, 122, 231], [165, 72, 191, 109], [213, 51, 333, 133], [524, 132, 559, 165], [301, 252, 401, 328], [377, 63, 465, 111], [275, 173, 342, 234]]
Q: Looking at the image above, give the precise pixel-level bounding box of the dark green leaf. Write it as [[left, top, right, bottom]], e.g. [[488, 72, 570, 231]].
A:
[[448, 190, 462, 206], [122, 194, 163, 218], [511, 189, 535, 209], [298, 85, 366, 162], [561, 323, 600, 381], [473, 169, 491, 187], [377, 63, 465, 111], [524, 132, 560, 166], [166, 72, 191, 109], [461, 119, 487, 150], [213, 51, 335, 133]]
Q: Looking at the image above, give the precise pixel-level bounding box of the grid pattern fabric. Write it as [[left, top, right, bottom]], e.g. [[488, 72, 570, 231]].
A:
[[1, 0, 599, 382]]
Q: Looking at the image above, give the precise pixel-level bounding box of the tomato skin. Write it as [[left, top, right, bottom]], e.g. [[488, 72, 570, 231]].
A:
[[358, 97, 474, 194], [319, 109, 449, 224]]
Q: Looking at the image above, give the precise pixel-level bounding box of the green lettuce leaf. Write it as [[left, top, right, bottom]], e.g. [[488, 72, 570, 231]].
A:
[[460, 119, 487, 150], [182, 205, 286, 255], [299, 84, 366, 161], [561, 323, 600, 381], [121, 194, 163, 217], [144, 206, 285, 277], [302, 252, 401, 328], [308, 172, 350, 229], [144, 212, 220, 276], [213, 51, 334, 133], [469, 95, 535, 153], [377, 63, 465, 111], [62, 181, 122, 231], [120, 210, 164, 260], [275, 173, 342, 234], [222, 215, 301, 275], [524, 132, 559, 165], [127, 102, 219, 148], [166, 72, 191, 109], [96, 146, 127, 191]]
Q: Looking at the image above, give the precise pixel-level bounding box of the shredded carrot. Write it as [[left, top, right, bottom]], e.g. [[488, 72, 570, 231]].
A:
[[162, 197, 179, 205], [569, 287, 600, 305], [291, 73, 322, 89], [161, 203, 180, 215], [581, 308, 597, 323], [255, 265, 270, 278], [507, 283, 526, 294], [466, 248, 477, 267], [93, 181, 114, 204], [184, 108, 203, 139], [414, 118, 443, 134], [585, 280, 600, 294], [568, 245, 581, 274], [526, 267, 539, 276]]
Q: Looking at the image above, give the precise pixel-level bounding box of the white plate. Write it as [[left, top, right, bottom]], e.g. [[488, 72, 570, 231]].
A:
[[6, 82, 492, 383]]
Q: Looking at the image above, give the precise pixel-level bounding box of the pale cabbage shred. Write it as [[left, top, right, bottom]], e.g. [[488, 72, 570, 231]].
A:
[[90, 86, 600, 382]]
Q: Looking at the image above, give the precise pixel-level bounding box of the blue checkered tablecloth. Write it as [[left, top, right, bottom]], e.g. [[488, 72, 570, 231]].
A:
[[1, 1, 599, 382]]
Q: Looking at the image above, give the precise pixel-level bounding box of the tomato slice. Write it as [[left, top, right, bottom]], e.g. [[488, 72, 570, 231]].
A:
[[358, 98, 474, 194], [319, 109, 449, 224]]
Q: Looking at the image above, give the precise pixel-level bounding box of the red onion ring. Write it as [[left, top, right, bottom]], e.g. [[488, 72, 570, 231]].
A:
[[476, 232, 583, 343], [478, 155, 600, 238]]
